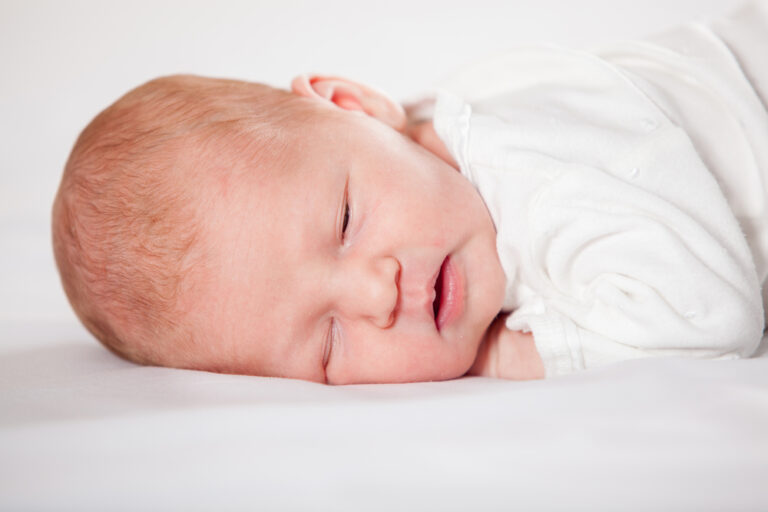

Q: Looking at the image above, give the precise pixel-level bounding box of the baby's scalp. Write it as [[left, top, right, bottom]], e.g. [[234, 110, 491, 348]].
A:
[[52, 75, 312, 369]]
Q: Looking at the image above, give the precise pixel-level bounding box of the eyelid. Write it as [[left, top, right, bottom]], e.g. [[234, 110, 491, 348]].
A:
[[323, 318, 335, 370], [340, 176, 350, 241]]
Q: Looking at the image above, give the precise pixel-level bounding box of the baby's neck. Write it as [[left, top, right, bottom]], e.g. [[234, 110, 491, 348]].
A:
[[405, 121, 458, 169]]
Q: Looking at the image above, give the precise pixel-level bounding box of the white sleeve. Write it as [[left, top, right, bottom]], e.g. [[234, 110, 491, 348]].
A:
[[505, 159, 764, 376], [432, 40, 765, 378], [513, 7, 768, 376]]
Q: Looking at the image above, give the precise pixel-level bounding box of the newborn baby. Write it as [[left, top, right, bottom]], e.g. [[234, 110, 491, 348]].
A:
[[53, 3, 767, 384]]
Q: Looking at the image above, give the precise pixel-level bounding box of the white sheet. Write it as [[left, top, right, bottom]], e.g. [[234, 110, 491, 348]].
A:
[[2, 0, 766, 510], [2, 320, 767, 511]]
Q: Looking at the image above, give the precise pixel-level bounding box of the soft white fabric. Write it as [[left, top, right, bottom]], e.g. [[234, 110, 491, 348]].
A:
[[433, 2, 767, 377], [2, 322, 768, 511]]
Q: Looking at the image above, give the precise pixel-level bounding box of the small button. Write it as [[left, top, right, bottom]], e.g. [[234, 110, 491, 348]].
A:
[[641, 118, 658, 131], [629, 167, 640, 178], [684, 311, 696, 319]]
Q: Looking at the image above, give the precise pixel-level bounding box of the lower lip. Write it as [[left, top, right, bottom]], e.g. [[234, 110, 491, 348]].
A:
[[436, 255, 464, 331]]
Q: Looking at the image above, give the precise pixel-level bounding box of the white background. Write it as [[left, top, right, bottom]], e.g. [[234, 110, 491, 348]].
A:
[[0, 0, 744, 326]]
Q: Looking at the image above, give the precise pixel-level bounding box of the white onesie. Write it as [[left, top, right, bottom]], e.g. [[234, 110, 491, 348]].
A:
[[432, 2, 768, 376]]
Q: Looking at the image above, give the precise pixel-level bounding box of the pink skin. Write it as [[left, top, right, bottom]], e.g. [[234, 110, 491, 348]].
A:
[[187, 75, 543, 384]]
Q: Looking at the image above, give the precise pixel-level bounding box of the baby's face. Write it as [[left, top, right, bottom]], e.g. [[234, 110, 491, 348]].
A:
[[191, 108, 505, 384]]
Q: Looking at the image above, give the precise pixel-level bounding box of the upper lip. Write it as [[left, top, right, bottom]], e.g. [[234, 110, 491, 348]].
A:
[[429, 264, 440, 301], [392, 257, 443, 326], [429, 258, 443, 325]]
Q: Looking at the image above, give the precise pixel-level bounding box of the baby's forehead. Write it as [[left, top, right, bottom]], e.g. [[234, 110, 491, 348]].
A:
[[190, 108, 365, 247], [209, 125, 342, 188]]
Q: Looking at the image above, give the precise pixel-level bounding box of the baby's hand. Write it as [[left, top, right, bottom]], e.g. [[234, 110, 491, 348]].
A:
[[467, 315, 545, 380]]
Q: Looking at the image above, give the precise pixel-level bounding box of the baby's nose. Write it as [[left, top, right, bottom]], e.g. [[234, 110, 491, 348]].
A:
[[339, 255, 400, 328]]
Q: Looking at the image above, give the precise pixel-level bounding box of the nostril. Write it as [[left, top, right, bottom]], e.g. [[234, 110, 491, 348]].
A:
[[389, 259, 402, 327], [389, 268, 403, 323], [384, 310, 395, 329]]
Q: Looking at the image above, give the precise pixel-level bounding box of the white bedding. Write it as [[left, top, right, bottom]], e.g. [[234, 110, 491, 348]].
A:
[[1, 0, 766, 510], [2, 321, 767, 511]]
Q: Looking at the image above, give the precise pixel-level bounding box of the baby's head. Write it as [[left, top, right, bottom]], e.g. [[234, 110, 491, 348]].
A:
[[53, 74, 506, 384]]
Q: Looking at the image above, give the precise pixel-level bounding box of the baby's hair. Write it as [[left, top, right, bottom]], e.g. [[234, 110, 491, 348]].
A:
[[53, 75, 310, 368]]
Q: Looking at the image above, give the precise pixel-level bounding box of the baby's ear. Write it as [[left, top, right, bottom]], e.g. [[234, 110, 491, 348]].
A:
[[291, 74, 406, 132]]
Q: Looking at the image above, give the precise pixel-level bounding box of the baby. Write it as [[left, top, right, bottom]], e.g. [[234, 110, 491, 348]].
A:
[[53, 3, 767, 384]]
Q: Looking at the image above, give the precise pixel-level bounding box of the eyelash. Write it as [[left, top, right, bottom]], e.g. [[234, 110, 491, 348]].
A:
[[342, 203, 350, 238], [341, 188, 351, 239], [327, 182, 350, 374]]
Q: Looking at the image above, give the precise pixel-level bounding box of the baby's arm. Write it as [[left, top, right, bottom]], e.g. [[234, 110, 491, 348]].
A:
[[468, 315, 545, 380]]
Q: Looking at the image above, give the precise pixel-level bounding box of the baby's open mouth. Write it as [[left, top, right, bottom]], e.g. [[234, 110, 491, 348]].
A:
[[432, 255, 464, 332], [432, 258, 445, 324]]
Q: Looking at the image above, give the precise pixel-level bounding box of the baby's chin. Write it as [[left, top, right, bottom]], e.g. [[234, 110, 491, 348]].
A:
[[408, 346, 485, 384]]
